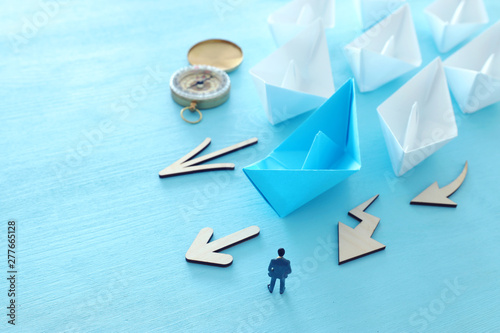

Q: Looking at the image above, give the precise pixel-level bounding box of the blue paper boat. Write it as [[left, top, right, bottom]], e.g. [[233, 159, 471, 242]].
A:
[[244, 79, 361, 217]]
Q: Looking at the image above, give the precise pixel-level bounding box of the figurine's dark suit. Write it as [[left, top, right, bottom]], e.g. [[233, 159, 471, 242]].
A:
[[268, 257, 292, 294]]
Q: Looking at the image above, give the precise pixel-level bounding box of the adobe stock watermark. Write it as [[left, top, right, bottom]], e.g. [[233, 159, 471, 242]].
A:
[[235, 233, 336, 333], [462, 75, 500, 113], [63, 269, 130, 332], [382, 91, 468, 193], [408, 277, 467, 332], [213, 0, 244, 20], [387, 61, 500, 187], [178, 108, 292, 225], [8, 0, 69, 53], [382, 122, 451, 193], [346, 1, 419, 193], [351, 0, 403, 49], [53, 65, 168, 180]]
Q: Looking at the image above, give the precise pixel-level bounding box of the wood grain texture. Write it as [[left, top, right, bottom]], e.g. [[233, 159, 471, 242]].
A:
[[1, 1, 500, 332], [185, 226, 260, 266], [159, 137, 258, 177], [411, 161, 468, 207], [339, 195, 386, 264]]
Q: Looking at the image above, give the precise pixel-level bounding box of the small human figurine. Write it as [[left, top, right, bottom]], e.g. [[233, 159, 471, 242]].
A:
[[267, 248, 292, 294]]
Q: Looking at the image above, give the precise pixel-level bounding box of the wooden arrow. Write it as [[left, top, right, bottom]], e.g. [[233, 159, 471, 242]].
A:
[[338, 195, 385, 265], [410, 161, 468, 207], [159, 137, 258, 178], [185, 226, 260, 267]]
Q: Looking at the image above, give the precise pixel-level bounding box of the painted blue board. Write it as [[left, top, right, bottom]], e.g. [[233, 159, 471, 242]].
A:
[[1, 0, 499, 332]]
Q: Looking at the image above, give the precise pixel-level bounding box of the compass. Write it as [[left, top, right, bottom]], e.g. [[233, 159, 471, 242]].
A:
[[170, 65, 231, 124]]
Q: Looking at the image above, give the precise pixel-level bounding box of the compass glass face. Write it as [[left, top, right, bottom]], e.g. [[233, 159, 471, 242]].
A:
[[170, 65, 230, 103], [180, 70, 222, 94]]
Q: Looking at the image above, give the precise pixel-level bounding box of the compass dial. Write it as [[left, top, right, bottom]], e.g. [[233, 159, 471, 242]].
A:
[[170, 65, 230, 109], [180, 73, 220, 93]]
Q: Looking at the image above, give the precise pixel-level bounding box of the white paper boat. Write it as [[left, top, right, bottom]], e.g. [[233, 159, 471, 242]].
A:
[[354, 0, 406, 30], [250, 19, 335, 125], [344, 4, 421, 92], [424, 0, 489, 53], [443, 21, 500, 113], [377, 58, 458, 176], [268, 0, 335, 47]]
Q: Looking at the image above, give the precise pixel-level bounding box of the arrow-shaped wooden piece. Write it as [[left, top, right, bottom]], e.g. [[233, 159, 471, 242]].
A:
[[185, 226, 260, 267], [338, 195, 385, 265], [410, 161, 468, 207], [159, 137, 258, 178]]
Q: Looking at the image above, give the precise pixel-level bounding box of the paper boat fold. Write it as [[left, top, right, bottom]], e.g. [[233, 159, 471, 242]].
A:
[[377, 58, 458, 176], [345, 4, 422, 92], [354, 0, 406, 30], [443, 21, 500, 113], [250, 19, 335, 125], [244, 80, 360, 217], [268, 0, 335, 47], [425, 0, 489, 53]]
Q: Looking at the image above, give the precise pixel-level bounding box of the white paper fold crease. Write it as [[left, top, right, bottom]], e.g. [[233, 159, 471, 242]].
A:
[[250, 20, 335, 125], [354, 0, 406, 30], [425, 0, 489, 53], [444, 22, 500, 113], [377, 58, 458, 176], [345, 4, 422, 92], [268, 0, 335, 46]]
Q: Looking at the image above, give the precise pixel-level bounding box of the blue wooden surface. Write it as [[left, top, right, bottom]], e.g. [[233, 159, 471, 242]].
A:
[[1, 0, 500, 332]]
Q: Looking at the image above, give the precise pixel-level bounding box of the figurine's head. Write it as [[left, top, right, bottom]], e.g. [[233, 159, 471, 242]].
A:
[[278, 248, 285, 257]]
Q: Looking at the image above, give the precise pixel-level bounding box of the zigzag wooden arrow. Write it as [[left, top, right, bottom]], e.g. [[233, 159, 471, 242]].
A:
[[338, 194, 386, 265]]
